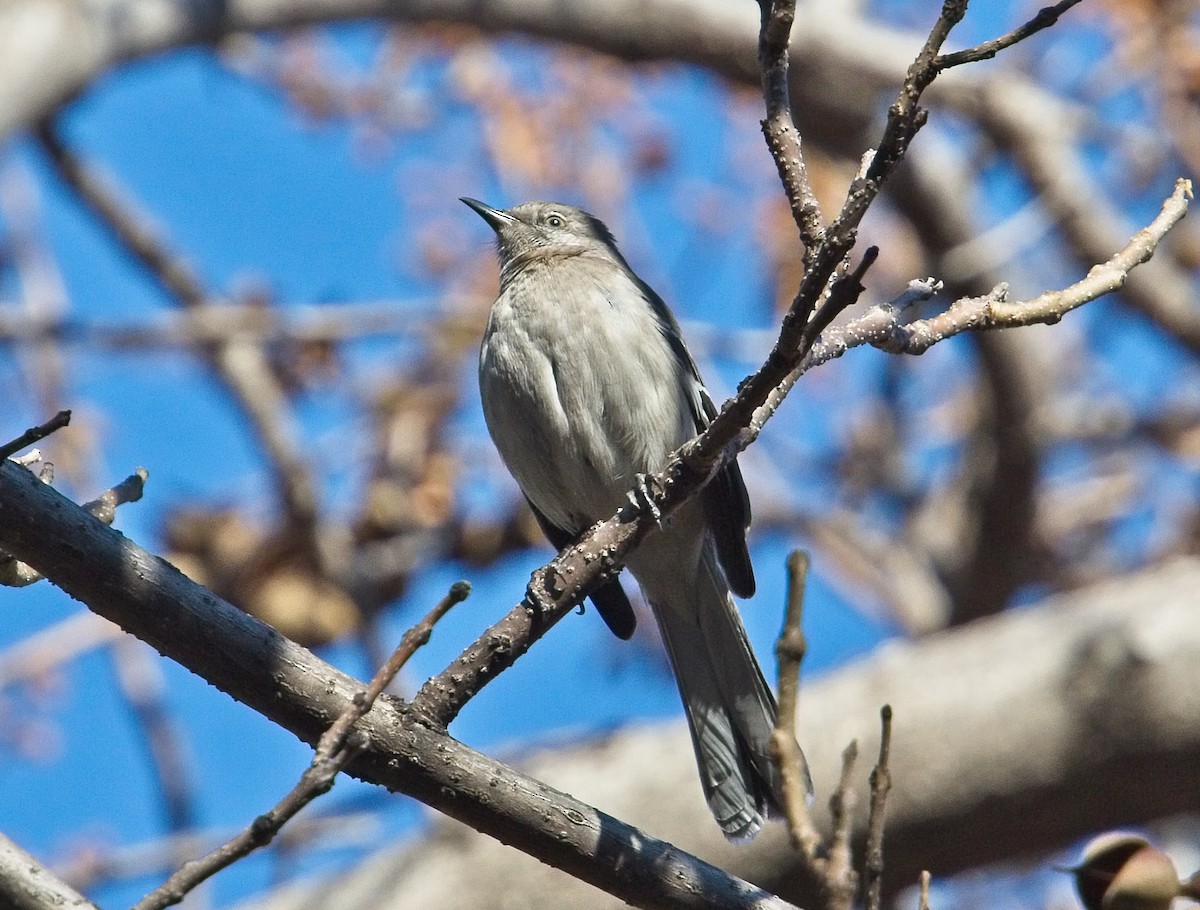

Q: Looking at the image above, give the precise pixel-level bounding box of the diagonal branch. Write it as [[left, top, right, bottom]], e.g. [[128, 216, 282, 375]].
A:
[[132, 582, 470, 910], [0, 832, 100, 910], [0, 457, 799, 910], [704, 1, 972, 476], [0, 409, 71, 461], [415, 172, 1188, 725], [934, 0, 1084, 71], [1, 465, 148, 587], [414, 0, 1103, 727]]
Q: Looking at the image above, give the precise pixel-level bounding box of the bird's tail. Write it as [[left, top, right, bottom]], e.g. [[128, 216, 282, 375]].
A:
[[650, 548, 811, 841]]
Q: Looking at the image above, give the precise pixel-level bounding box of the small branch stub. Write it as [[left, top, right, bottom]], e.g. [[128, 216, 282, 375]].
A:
[[0, 410, 71, 462]]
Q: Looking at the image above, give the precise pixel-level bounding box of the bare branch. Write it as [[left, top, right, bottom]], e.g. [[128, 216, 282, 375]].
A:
[[0, 832, 100, 910], [414, 4, 975, 726], [0, 409, 71, 461], [0, 555, 44, 588], [35, 125, 206, 308], [0, 300, 453, 349], [83, 467, 148, 524], [0, 456, 801, 910], [757, 0, 824, 250], [918, 870, 932, 910], [754, 179, 1191, 424], [35, 122, 320, 532], [964, 80, 1200, 354], [884, 179, 1193, 350], [771, 550, 819, 856], [824, 741, 860, 910], [934, 0, 1084, 71], [132, 581, 471, 910], [287, 559, 1200, 910], [1, 467, 147, 587], [864, 706, 895, 910], [703, 0, 972, 463], [413, 38, 1192, 732]]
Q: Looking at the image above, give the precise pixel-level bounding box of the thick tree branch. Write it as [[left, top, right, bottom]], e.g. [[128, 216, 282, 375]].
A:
[[0, 458, 797, 910], [1, 465, 148, 587], [0, 833, 99, 910]]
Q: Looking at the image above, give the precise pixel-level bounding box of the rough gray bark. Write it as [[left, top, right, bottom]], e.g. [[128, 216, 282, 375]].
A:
[[0, 833, 100, 910], [0, 458, 799, 910]]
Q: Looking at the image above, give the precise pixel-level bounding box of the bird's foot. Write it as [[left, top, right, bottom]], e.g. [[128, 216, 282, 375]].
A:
[[627, 473, 665, 528]]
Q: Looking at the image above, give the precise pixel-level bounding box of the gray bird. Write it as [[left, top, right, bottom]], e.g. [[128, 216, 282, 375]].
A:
[[463, 197, 811, 841]]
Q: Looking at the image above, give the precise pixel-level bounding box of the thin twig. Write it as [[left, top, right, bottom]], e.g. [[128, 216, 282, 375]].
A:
[[83, 467, 148, 524], [934, 0, 1084, 70], [772, 550, 819, 857], [973, 79, 1200, 354], [132, 581, 470, 910], [824, 741, 860, 910], [0, 410, 70, 461], [864, 705, 895, 910], [804, 246, 880, 351], [757, 0, 824, 250], [753, 179, 1191, 434], [702, 0, 974, 470], [918, 870, 933, 910], [883, 179, 1194, 349]]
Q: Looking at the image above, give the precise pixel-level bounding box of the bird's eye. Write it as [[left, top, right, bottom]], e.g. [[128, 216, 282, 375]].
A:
[[545, 213, 565, 228]]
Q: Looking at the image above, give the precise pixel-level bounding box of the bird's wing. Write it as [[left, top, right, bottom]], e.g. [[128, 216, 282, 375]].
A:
[[631, 275, 756, 599], [696, 388, 755, 598]]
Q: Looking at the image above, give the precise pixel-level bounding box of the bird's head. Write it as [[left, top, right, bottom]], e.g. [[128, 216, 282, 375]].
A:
[[461, 198, 623, 278]]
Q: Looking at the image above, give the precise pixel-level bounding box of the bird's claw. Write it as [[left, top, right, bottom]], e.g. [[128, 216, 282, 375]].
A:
[[627, 473, 665, 528]]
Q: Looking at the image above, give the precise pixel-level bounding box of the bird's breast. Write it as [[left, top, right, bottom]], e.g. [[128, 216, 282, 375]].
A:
[[479, 259, 693, 530]]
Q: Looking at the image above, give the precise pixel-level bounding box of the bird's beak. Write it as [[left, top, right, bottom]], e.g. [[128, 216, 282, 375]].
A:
[[460, 197, 516, 233]]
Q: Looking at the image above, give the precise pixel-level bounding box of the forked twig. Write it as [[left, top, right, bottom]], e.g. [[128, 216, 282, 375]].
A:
[[132, 582, 470, 910]]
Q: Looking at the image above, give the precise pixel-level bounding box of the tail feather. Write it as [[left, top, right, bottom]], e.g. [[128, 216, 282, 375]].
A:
[[650, 548, 811, 841]]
